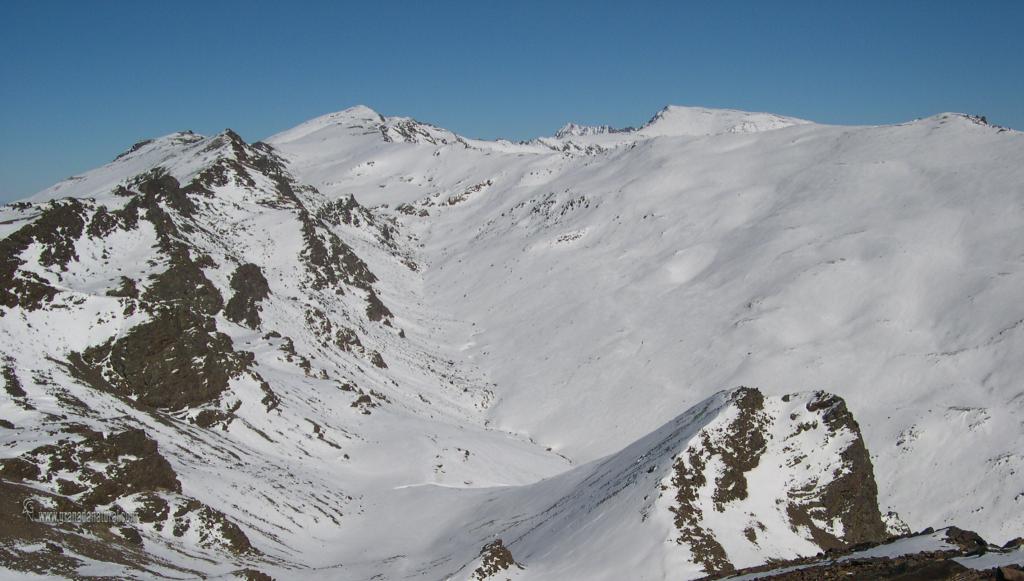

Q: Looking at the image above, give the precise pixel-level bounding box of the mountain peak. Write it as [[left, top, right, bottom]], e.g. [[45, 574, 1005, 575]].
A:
[[546, 105, 810, 144], [554, 122, 622, 139], [640, 104, 810, 137], [337, 104, 383, 119], [910, 111, 1015, 133], [307, 104, 386, 127]]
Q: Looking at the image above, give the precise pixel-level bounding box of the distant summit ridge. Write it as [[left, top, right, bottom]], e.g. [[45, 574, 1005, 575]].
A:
[[554, 122, 632, 139], [638, 104, 810, 136], [545, 104, 810, 145]]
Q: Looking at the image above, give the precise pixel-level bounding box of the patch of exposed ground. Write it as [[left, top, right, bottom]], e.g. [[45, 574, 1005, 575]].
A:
[[472, 539, 522, 580]]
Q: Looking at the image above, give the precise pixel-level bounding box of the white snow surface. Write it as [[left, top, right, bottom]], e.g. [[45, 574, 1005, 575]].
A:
[[272, 105, 1024, 542]]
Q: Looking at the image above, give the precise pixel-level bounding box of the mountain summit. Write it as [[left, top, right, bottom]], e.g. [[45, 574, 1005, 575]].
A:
[[639, 105, 810, 136]]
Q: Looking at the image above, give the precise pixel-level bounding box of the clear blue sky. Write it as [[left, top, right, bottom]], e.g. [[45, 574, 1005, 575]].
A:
[[2, 0, 1022, 201]]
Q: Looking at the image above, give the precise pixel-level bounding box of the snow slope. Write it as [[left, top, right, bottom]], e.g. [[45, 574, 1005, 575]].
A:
[[290, 387, 886, 580], [638, 105, 809, 137], [272, 105, 1024, 542]]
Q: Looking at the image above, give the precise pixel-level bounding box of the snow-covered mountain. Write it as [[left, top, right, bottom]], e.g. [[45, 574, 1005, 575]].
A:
[[1, 104, 1022, 579]]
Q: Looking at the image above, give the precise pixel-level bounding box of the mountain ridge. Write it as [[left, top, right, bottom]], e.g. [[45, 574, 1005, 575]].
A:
[[27, 105, 1015, 208]]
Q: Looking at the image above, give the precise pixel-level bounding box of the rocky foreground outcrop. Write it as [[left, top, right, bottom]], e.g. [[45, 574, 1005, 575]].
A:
[[435, 387, 901, 580], [705, 527, 1024, 580]]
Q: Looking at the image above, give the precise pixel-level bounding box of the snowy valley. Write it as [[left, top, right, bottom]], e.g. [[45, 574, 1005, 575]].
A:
[[1, 104, 1023, 580]]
